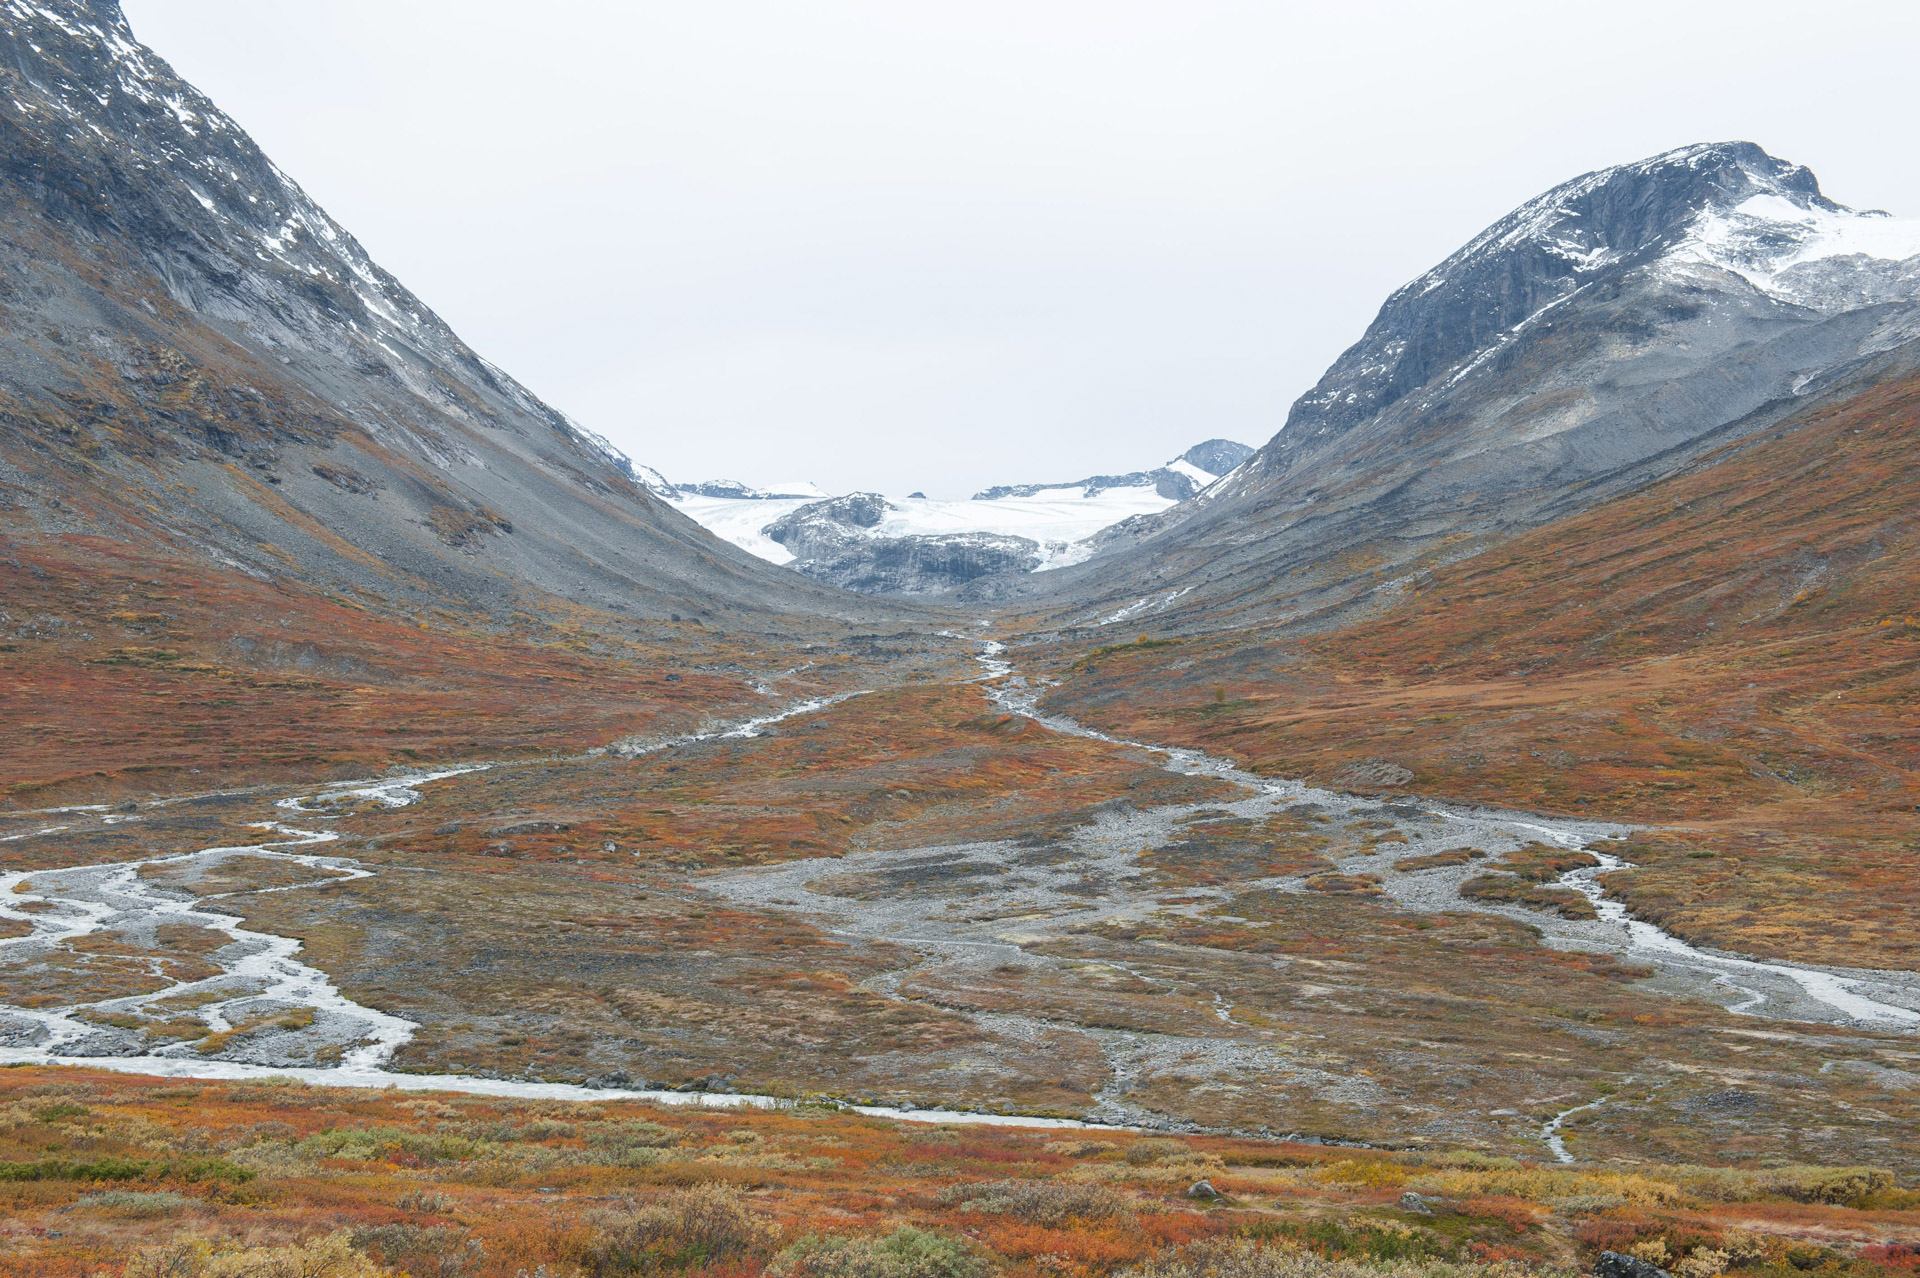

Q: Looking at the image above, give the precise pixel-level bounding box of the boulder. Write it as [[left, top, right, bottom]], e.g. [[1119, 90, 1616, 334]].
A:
[[1595, 1252, 1672, 1278]]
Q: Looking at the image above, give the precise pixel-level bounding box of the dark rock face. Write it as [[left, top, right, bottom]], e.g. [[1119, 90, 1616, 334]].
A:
[[1596, 1252, 1672, 1278], [762, 492, 1043, 594], [766, 493, 892, 548], [0, 1, 876, 624], [999, 143, 1920, 625], [1276, 143, 1836, 454], [973, 438, 1252, 502], [1178, 438, 1255, 477], [789, 531, 1042, 596]]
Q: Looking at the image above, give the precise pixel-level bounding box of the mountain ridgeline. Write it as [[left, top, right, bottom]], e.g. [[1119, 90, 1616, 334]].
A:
[[5, 1, 1920, 641], [0, 0, 884, 626], [986, 142, 1920, 626]]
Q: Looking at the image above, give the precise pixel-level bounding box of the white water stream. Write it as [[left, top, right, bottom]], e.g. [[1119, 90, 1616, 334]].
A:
[[1542, 1098, 1606, 1164], [0, 694, 1130, 1129], [961, 639, 1920, 1156], [976, 640, 1920, 1030], [2, 640, 1914, 1144]]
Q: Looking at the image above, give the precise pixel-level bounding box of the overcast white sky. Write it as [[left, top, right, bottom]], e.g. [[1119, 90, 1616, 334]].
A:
[[123, 1, 1920, 498]]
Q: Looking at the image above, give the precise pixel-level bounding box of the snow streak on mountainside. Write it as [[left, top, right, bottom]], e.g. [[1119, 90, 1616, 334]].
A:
[[1002, 142, 1920, 628], [1264, 143, 1920, 464], [659, 440, 1253, 595], [1668, 193, 1920, 311]]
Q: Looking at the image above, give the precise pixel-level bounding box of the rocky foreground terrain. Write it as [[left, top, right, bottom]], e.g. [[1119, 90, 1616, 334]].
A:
[[4, 4, 1920, 1278]]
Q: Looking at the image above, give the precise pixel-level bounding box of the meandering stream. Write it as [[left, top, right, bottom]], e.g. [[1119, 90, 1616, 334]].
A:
[[0, 690, 1127, 1128], [1, 638, 1915, 1145], [975, 640, 1920, 1030]]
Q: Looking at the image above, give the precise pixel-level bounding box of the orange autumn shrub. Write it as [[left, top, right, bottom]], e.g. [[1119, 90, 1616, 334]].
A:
[[971, 1219, 1147, 1273], [1456, 1197, 1544, 1233]]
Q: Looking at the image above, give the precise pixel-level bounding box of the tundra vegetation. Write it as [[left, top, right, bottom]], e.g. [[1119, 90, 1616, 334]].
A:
[[2, 1068, 1918, 1278]]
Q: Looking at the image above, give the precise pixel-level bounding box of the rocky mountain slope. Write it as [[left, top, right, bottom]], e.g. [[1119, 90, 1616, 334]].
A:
[[998, 143, 1920, 629], [0, 0, 883, 627], [660, 439, 1253, 595], [0, 0, 924, 802]]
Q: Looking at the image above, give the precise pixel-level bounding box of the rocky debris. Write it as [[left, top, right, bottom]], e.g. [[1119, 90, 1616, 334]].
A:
[[1330, 760, 1414, 788], [0, 1015, 51, 1048], [766, 493, 893, 555], [1185, 1179, 1221, 1200], [1686, 1089, 1763, 1113], [1595, 1252, 1672, 1278], [489, 820, 573, 836], [1398, 1191, 1435, 1214], [788, 533, 1044, 596]]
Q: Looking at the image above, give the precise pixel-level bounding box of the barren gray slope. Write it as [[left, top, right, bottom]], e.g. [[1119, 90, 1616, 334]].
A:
[[982, 144, 1920, 633], [0, 0, 907, 625]]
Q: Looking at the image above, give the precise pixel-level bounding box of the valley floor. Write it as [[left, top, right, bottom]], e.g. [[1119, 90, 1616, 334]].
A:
[[4, 629, 1920, 1275]]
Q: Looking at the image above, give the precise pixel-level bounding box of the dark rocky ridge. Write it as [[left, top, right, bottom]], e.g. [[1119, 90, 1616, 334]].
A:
[[0, 0, 898, 626], [765, 496, 1042, 595], [989, 143, 1920, 630], [974, 438, 1253, 502], [786, 530, 1044, 596]]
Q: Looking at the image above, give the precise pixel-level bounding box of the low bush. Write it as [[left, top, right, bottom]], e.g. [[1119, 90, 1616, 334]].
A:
[[349, 1224, 484, 1277], [578, 1182, 778, 1275], [1119, 1237, 1558, 1278], [0, 1155, 250, 1184], [589, 1119, 680, 1165], [1126, 1140, 1187, 1167], [1407, 1167, 1682, 1207], [1317, 1160, 1409, 1190], [940, 1179, 1131, 1227], [773, 1227, 990, 1278], [125, 1232, 387, 1278], [298, 1127, 484, 1166], [395, 1188, 453, 1214], [73, 1189, 193, 1217]]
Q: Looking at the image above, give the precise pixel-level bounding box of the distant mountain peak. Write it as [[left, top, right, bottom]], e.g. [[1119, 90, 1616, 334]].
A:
[[1269, 142, 1920, 463], [1176, 438, 1255, 478], [1032, 140, 1920, 631], [972, 439, 1252, 503]]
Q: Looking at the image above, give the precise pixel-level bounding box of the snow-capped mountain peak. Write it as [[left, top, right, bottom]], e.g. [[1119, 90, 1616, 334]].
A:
[[660, 437, 1254, 594], [1250, 141, 1920, 476]]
